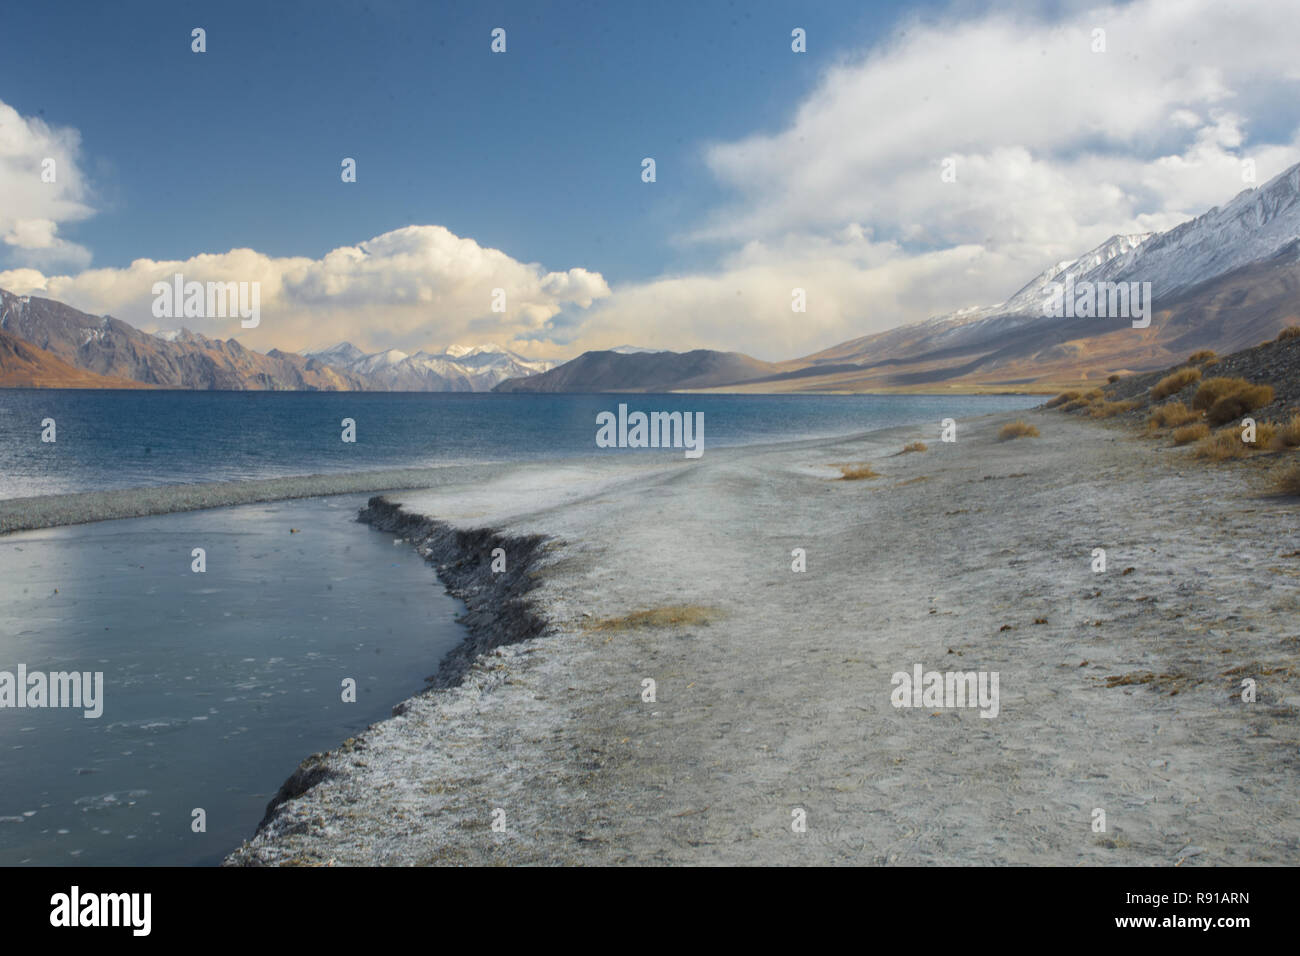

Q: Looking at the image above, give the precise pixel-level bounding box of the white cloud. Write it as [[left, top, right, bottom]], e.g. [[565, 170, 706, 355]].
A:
[[0, 100, 94, 269], [562, 0, 1300, 358], [0, 225, 610, 357]]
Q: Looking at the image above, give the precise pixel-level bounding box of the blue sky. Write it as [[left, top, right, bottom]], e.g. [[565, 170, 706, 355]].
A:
[[3, 0, 1298, 359], [2, 0, 919, 281]]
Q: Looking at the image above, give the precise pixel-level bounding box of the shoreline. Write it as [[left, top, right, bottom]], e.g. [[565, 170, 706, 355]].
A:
[[226, 408, 1300, 865], [0, 422, 952, 536]]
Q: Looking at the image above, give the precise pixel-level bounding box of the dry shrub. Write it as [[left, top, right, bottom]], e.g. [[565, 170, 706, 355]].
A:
[[1205, 384, 1275, 426], [1147, 401, 1200, 429], [1188, 349, 1217, 363], [1275, 463, 1300, 495], [1192, 377, 1245, 410], [1089, 400, 1138, 419], [1257, 422, 1278, 448], [1151, 366, 1202, 399], [1061, 397, 1092, 412], [1270, 414, 1300, 449], [1171, 423, 1209, 445], [1193, 429, 1252, 460], [900, 441, 927, 453], [1192, 378, 1274, 424], [1107, 373, 1121, 383], [1046, 391, 1080, 408], [998, 420, 1040, 441], [1277, 325, 1300, 342], [838, 463, 879, 480], [1083, 389, 1103, 401]]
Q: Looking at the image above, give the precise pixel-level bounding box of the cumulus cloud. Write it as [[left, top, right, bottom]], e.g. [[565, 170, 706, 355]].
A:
[[0, 225, 610, 357], [561, 0, 1300, 359], [0, 100, 94, 270]]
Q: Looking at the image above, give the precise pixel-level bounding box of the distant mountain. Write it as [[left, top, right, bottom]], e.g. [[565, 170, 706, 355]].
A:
[[0, 291, 557, 391], [0, 328, 153, 389], [493, 348, 779, 392], [0, 290, 366, 390], [302, 342, 554, 391], [706, 162, 1300, 392]]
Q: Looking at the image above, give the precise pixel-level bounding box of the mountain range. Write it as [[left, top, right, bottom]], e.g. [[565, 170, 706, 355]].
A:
[[497, 162, 1300, 393], [0, 287, 551, 391], [299, 342, 553, 391], [6, 162, 1300, 392]]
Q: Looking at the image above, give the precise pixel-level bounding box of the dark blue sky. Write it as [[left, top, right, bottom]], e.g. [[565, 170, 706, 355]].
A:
[[1, 0, 934, 282]]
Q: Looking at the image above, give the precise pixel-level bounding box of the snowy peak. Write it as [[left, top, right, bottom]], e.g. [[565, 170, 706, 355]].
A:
[[302, 341, 367, 366], [1081, 163, 1300, 297], [297, 341, 556, 391], [1000, 233, 1154, 316]]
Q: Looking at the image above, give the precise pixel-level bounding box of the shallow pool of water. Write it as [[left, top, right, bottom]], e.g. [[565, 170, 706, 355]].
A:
[[0, 496, 464, 865]]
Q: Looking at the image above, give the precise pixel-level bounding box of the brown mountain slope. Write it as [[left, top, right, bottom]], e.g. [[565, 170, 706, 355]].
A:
[[0, 329, 152, 388], [697, 242, 1300, 394], [494, 349, 779, 392], [0, 289, 366, 390]]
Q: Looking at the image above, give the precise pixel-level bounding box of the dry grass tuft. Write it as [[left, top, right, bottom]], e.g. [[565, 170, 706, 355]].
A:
[[1171, 423, 1209, 445], [1192, 376, 1272, 414], [1107, 373, 1121, 383], [1277, 325, 1300, 342], [1270, 414, 1300, 449], [900, 441, 928, 453], [1193, 429, 1253, 460], [1187, 349, 1217, 363], [1151, 366, 1202, 400], [588, 605, 722, 633], [1204, 384, 1275, 426], [998, 420, 1040, 441], [1046, 391, 1080, 408], [1275, 463, 1300, 495], [838, 463, 880, 480], [1147, 401, 1200, 430], [1089, 400, 1138, 419]]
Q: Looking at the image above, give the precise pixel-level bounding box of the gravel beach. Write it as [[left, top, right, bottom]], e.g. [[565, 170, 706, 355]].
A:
[[217, 407, 1300, 865]]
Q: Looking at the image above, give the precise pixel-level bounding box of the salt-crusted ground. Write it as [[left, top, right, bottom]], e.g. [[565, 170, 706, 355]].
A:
[[226, 410, 1300, 865]]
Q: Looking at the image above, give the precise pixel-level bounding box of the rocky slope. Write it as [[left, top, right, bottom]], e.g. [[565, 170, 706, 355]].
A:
[[0, 329, 152, 389], [0, 289, 365, 390], [304, 342, 553, 391]]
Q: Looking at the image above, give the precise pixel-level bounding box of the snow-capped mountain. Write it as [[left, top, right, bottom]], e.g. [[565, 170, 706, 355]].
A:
[[1081, 164, 1300, 298], [301, 342, 555, 391], [753, 159, 1300, 393]]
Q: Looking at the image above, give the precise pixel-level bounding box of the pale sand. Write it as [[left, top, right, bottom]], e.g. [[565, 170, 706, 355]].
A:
[[223, 409, 1300, 865]]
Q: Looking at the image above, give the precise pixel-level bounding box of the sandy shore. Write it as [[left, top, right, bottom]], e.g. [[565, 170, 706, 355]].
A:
[[223, 409, 1300, 865]]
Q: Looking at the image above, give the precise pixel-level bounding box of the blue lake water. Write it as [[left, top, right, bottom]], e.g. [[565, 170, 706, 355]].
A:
[[0, 389, 1040, 865], [0, 496, 465, 866], [0, 390, 1041, 499]]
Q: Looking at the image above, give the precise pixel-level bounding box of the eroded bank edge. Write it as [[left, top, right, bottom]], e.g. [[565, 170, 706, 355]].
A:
[[225, 494, 556, 860]]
